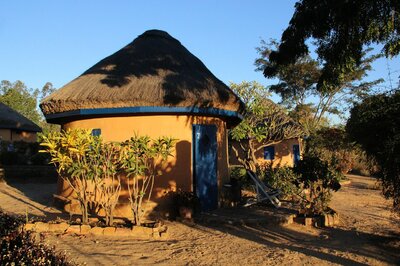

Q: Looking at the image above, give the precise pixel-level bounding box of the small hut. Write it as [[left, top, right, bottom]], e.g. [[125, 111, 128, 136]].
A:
[[0, 103, 41, 142], [40, 30, 244, 215]]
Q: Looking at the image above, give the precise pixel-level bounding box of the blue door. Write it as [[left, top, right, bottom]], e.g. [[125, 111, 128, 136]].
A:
[[293, 144, 300, 166], [193, 124, 218, 211]]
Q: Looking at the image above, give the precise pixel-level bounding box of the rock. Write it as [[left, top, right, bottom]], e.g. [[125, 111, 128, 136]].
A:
[[131, 226, 153, 239], [103, 227, 116, 236], [24, 223, 36, 231], [89, 227, 104, 236], [114, 228, 132, 237], [49, 222, 69, 233], [160, 230, 170, 240], [35, 222, 49, 232], [80, 225, 91, 235], [66, 225, 81, 234]]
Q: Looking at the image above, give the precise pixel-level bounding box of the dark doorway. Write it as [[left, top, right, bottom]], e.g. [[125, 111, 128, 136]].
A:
[[193, 124, 218, 211]]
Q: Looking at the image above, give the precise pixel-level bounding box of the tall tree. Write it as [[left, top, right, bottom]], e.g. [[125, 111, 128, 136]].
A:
[[229, 81, 303, 172], [346, 91, 400, 212], [0, 80, 58, 132], [264, 0, 399, 88], [256, 40, 382, 133], [0, 80, 41, 125]]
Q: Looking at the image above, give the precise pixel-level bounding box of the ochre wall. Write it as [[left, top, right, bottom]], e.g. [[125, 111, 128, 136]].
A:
[[229, 138, 301, 168], [58, 114, 229, 217], [0, 129, 37, 142]]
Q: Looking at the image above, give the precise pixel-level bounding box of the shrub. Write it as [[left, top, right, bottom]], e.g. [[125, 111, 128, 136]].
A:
[[40, 129, 176, 226], [305, 127, 378, 175], [294, 155, 342, 215], [120, 135, 176, 226], [260, 165, 301, 199], [0, 209, 72, 265]]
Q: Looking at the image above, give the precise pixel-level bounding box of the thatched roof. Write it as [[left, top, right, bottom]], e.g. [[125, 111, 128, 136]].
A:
[[0, 103, 41, 132], [40, 30, 244, 118]]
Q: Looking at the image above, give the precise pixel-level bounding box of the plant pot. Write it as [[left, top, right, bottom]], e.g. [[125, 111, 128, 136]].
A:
[[179, 206, 193, 219]]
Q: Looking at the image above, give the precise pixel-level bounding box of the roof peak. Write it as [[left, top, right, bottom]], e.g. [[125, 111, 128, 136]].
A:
[[140, 29, 174, 40]]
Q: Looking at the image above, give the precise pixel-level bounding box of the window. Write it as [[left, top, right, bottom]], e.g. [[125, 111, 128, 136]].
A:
[[91, 128, 101, 137], [293, 144, 300, 165], [263, 146, 275, 160]]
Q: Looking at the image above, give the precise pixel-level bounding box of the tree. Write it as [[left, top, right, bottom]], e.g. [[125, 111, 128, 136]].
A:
[[0, 80, 42, 125], [0, 80, 59, 134], [256, 40, 382, 134], [264, 0, 399, 88], [229, 81, 303, 172], [346, 91, 400, 212]]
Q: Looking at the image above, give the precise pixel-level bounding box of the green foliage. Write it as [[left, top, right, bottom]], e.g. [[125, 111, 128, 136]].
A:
[[305, 127, 354, 174], [229, 81, 303, 172], [347, 90, 400, 212], [0, 80, 59, 133], [172, 190, 200, 210], [0, 80, 42, 125], [119, 135, 176, 226], [258, 164, 301, 199], [256, 40, 382, 134], [263, 0, 399, 88], [294, 155, 342, 215], [40, 129, 176, 226], [0, 209, 72, 265], [40, 129, 102, 224]]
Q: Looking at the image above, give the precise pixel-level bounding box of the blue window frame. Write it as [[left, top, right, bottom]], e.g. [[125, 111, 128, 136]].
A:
[[263, 146, 275, 160], [91, 128, 101, 137]]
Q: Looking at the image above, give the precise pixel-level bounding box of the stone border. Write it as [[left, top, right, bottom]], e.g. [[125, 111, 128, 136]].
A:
[[294, 212, 339, 227], [22, 222, 168, 240]]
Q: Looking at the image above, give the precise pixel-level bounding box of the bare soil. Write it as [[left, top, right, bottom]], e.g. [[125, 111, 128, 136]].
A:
[[0, 174, 399, 265]]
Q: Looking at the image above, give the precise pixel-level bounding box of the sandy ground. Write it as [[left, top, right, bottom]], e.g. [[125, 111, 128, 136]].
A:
[[1, 175, 399, 265]]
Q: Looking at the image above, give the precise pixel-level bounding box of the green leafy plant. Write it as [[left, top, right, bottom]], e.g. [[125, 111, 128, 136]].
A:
[[119, 135, 176, 226], [95, 142, 122, 226], [0, 209, 73, 265], [40, 129, 103, 224], [294, 155, 342, 215], [229, 81, 303, 172], [258, 164, 301, 199], [347, 90, 400, 212], [41, 130, 176, 226]]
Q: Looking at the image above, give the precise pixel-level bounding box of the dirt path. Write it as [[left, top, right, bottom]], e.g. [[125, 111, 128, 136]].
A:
[[1, 175, 399, 265]]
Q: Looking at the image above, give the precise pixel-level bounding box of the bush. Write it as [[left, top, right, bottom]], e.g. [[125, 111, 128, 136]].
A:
[[229, 166, 248, 186], [294, 155, 342, 215], [305, 127, 378, 175], [0, 209, 72, 265], [257, 164, 301, 199], [347, 91, 400, 212]]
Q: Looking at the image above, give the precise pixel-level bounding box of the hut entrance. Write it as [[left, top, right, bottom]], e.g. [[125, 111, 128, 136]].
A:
[[193, 124, 218, 211]]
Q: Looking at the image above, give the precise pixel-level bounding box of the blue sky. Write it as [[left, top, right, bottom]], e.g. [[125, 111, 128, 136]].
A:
[[1, 1, 399, 102]]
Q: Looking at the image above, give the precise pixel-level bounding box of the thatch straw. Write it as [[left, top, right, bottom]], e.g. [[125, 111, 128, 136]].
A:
[[0, 103, 41, 132], [40, 30, 245, 116]]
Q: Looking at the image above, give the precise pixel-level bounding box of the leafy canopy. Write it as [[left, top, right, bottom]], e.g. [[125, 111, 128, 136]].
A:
[[256, 39, 383, 134], [264, 0, 399, 87], [346, 91, 400, 212], [229, 81, 303, 171]]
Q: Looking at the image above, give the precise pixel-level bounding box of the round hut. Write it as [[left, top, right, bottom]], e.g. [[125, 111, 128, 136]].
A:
[[40, 29, 244, 217]]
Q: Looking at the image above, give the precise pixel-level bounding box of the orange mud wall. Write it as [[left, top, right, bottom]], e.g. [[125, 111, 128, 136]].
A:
[[229, 138, 301, 168], [0, 129, 37, 142], [57, 115, 229, 218]]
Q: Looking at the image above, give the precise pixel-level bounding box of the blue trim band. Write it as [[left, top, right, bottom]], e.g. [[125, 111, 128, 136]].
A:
[[45, 106, 243, 121]]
